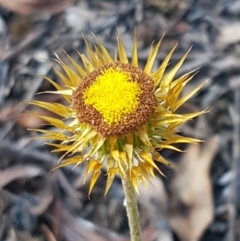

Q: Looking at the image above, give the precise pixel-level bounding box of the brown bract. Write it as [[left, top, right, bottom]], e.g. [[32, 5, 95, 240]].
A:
[[72, 62, 157, 137]]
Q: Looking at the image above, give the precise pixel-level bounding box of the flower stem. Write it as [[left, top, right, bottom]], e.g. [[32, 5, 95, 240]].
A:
[[122, 175, 142, 241]]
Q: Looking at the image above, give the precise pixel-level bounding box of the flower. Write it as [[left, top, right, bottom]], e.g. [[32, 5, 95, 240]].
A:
[[29, 32, 205, 195]]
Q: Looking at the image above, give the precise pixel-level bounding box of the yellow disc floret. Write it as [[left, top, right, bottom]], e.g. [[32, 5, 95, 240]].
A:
[[83, 68, 141, 124]]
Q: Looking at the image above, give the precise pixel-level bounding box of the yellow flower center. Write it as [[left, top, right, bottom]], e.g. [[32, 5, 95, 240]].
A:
[[83, 68, 141, 124], [73, 62, 157, 137]]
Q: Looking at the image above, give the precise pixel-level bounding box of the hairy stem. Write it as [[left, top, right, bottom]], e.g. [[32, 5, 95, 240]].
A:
[[122, 175, 142, 241]]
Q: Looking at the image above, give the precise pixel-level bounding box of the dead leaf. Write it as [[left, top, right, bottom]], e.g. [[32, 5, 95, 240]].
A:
[[217, 23, 240, 48], [170, 136, 219, 241], [138, 178, 173, 241], [0, 0, 75, 15]]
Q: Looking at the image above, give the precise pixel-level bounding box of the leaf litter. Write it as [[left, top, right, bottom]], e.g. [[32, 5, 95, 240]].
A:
[[0, 0, 240, 240]]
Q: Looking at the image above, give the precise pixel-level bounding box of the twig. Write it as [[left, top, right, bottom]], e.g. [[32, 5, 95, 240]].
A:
[[0, 16, 58, 62], [0, 141, 58, 167], [166, 0, 200, 35], [41, 224, 57, 241], [134, 0, 143, 23], [227, 89, 240, 241], [0, 64, 51, 141], [0, 26, 47, 62]]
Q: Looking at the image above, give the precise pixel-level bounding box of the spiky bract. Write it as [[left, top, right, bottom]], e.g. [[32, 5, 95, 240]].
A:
[[29, 33, 205, 195]]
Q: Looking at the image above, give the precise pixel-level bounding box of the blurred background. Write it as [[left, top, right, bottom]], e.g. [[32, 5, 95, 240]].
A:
[[0, 0, 239, 240]]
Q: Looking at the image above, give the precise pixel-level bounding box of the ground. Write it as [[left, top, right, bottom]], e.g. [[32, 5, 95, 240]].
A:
[[0, 0, 239, 240]]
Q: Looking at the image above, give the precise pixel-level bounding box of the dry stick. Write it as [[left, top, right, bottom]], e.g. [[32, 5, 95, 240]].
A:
[[227, 90, 240, 241], [122, 175, 142, 241], [135, 0, 143, 23], [0, 26, 47, 62]]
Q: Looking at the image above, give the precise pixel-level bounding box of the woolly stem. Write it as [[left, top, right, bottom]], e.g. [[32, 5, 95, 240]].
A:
[[122, 175, 142, 241]]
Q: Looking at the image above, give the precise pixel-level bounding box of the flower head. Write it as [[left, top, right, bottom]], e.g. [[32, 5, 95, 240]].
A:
[[30, 33, 205, 195]]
